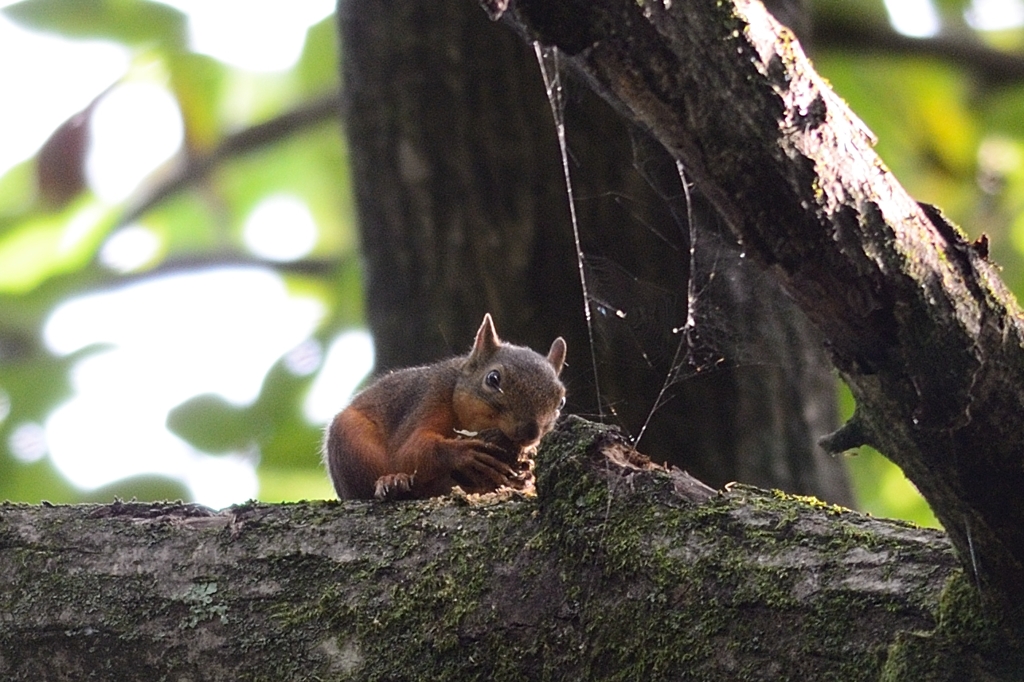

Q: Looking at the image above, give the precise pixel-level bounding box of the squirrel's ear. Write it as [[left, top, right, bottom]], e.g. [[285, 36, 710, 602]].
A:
[[547, 337, 567, 375], [472, 313, 501, 357]]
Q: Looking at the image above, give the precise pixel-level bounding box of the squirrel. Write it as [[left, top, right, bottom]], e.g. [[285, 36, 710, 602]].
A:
[[324, 314, 567, 500]]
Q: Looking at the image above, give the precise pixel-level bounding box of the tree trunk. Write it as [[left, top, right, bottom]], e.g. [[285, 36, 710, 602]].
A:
[[2, 417, 991, 681], [338, 0, 852, 504], [496, 0, 1024, 622]]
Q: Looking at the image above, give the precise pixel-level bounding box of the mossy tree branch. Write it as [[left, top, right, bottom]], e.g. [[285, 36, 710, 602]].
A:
[[489, 0, 1024, 622], [0, 417, 980, 680]]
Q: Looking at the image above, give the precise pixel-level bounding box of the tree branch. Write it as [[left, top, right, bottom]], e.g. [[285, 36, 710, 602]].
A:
[[85, 252, 341, 293], [117, 92, 342, 228], [493, 0, 1024, 620], [1, 417, 968, 680]]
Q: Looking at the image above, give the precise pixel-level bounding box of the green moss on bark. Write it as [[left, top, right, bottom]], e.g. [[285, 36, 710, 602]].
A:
[[285, 417, 955, 680]]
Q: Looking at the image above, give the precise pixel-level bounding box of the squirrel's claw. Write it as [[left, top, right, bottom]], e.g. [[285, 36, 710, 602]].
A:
[[374, 472, 415, 500]]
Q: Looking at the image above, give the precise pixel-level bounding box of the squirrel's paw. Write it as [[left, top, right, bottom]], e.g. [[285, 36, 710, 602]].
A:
[[374, 472, 414, 500], [473, 428, 521, 466], [448, 446, 519, 493]]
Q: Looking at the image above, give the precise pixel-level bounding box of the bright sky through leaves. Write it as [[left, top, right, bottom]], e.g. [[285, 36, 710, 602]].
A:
[[884, 0, 941, 37]]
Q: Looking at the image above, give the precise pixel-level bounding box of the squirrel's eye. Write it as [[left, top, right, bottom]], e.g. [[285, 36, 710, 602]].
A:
[[558, 396, 566, 410], [485, 370, 501, 390]]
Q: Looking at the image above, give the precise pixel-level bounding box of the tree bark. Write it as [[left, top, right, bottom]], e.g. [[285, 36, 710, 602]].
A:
[[494, 0, 1024, 621], [338, 0, 852, 504], [1, 417, 984, 681]]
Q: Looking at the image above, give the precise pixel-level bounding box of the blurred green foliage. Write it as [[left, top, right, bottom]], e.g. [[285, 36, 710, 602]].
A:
[[4, 0, 188, 47], [0, 0, 359, 505], [0, 0, 1021, 524]]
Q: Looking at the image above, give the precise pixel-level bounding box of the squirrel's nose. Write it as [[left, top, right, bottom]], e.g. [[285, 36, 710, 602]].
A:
[[513, 421, 540, 445]]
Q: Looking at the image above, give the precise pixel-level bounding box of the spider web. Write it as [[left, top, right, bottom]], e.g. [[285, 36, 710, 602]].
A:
[[534, 44, 803, 448]]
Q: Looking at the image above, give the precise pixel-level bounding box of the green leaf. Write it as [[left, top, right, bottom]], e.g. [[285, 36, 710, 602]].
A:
[[0, 345, 107, 475], [3, 0, 187, 49], [81, 474, 191, 503], [167, 357, 329, 500], [0, 200, 115, 293], [140, 191, 221, 256], [168, 52, 228, 152], [245, 360, 323, 471], [166, 393, 254, 454], [0, 344, 103, 414], [931, 0, 972, 24], [296, 16, 340, 96], [0, 456, 83, 503], [0, 160, 36, 221]]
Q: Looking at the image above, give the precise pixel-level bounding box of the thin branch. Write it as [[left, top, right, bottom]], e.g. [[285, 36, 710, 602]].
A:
[[117, 91, 343, 228], [89, 252, 341, 292]]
